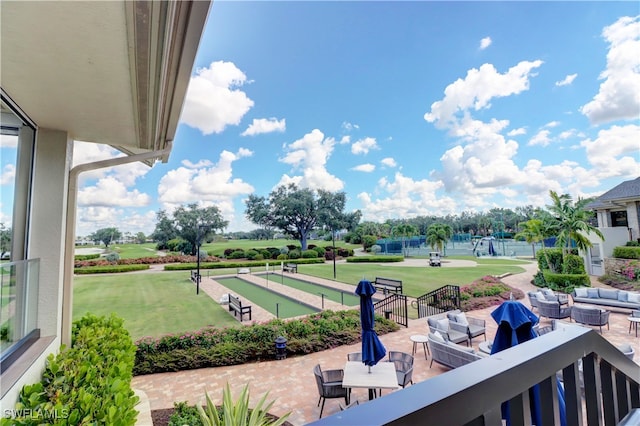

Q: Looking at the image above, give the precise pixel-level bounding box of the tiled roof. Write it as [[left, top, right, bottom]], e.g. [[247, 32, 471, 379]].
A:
[[586, 177, 640, 209]]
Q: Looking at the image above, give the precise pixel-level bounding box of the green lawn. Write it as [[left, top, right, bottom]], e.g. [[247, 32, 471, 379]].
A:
[[73, 271, 240, 340], [110, 243, 159, 259], [269, 273, 360, 306], [297, 261, 528, 297]]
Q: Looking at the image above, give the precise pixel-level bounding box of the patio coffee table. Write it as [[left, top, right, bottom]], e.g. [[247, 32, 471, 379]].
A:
[[410, 334, 430, 359], [342, 361, 398, 400], [478, 341, 493, 355]]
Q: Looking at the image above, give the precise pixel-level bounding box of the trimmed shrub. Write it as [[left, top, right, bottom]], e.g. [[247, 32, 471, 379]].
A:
[[11, 314, 138, 425], [74, 264, 149, 274], [312, 246, 326, 256], [625, 241, 640, 247], [228, 250, 246, 259], [542, 271, 589, 292], [260, 249, 272, 259], [346, 256, 404, 263], [104, 252, 120, 262], [324, 251, 335, 261], [562, 253, 586, 274], [301, 249, 318, 258], [277, 253, 288, 260], [288, 249, 301, 259], [362, 235, 377, 250], [613, 246, 640, 260], [536, 248, 563, 272], [459, 276, 524, 311], [245, 249, 259, 260], [162, 258, 324, 271], [74, 253, 100, 261]]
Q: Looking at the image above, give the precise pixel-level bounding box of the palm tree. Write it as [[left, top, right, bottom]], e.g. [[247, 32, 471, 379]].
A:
[[546, 190, 604, 256], [426, 223, 453, 255], [515, 219, 545, 259], [392, 223, 418, 257]]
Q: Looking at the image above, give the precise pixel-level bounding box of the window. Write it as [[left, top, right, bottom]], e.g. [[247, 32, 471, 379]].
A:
[[610, 211, 628, 227]]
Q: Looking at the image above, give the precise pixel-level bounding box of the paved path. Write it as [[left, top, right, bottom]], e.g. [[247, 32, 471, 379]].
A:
[[132, 259, 638, 425]]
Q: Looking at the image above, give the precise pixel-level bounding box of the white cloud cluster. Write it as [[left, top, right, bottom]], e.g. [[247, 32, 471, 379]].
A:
[[77, 176, 151, 207], [555, 73, 577, 86], [73, 141, 149, 187], [157, 148, 255, 223], [351, 137, 378, 155], [581, 15, 640, 124], [0, 164, 15, 185], [181, 61, 255, 135], [480, 37, 492, 50], [580, 124, 640, 178], [342, 122, 360, 131], [381, 157, 397, 168], [0, 134, 18, 149], [241, 118, 286, 136], [352, 163, 375, 172], [528, 130, 552, 147], [277, 129, 344, 190], [424, 60, 543, 130]]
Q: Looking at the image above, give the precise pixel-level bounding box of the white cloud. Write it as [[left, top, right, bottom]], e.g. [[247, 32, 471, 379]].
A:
[[528, 130, 552, 147], [0, 135, 18, 148], [580, 15, 640, 124], [339, 135, 351, 144], [351, 137, 378, 155], [545, 121, 561, 128], [555, 73, 577, 86], [580, 124, 640, 178], [342, 122, 359, 131], [352, 163, 375, 172], [381, 157, 397, 167], [76, 206, 124, 235], [181, 61, 255, 135], [277, 129, 344, 190], [73, 141, 149, 187], [158, 149, 255, 225], [424, 60, 543, 129], [0, 164, 15, 185], [507, 127, 526, 136], [558, 129, 584, 140], [480, 37, 492, 50], [77, 176, 151, 207], [182, 159, 214, 169], [241, 117, 286, 136]]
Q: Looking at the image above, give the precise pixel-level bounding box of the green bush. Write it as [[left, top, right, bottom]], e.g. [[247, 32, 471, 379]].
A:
[[613, 246, 640, 259], [245, 249, 259, 260], [562, 253, 586, 274], [542, 271, 589, 292], [104, 252, 120, 262], [301, 249, 318, 258], [162, 258, 325, 271], [276, 253, 288, 260], [169, 402, 201, 426], [133, 310, 399, 375], [362, 235, 377, 250], [228, 250, 246, 259], [625, 241, 640, 247], [536, 248, 563, 272], [11, 314, 138, 425], [260, 249, 272, 259], [288, 249, 301, 259], [312, 246, 326, 256], [74, 253, 100, 261], [346, 256, 404, 263], [74, 264, 149, 274]]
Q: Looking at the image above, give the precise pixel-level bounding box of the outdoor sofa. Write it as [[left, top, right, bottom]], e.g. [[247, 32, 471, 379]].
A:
[[571, 287, 640, 310], [427, 332, 484, 369], [570, 304, 610, 333]]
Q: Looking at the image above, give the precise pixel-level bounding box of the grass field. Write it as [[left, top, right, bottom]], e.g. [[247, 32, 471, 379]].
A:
[[263, 273, 361, 306], [215, 277, 319, 318], [201, 238, 361, 256], [73, 271, 240, 340], [111, 243, 159, 259]]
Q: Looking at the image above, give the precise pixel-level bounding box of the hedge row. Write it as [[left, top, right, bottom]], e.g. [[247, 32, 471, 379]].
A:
[[541, 270, 590, 291], [10, 314, 138, 425], [613, 246, 640, 260], [73, 253, 100, 261], [133, 310, 399, 375], [163, 258, 325, 271], [74, 264, 150, 274], [346, 256, 404, 263]]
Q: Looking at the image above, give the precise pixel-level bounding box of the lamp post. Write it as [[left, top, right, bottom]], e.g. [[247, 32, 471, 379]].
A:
[[332, 227, 336, 280], [195, 224, 210, 295]]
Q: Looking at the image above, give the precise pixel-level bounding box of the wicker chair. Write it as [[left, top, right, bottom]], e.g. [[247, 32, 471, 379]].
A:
[[313, 364, 349, 418], [447, 311, 486, 343], [570, 305, 610, 333], [388, 351, 414, 388], [537, 299, 572, 320], [427, 312, 469, 346]]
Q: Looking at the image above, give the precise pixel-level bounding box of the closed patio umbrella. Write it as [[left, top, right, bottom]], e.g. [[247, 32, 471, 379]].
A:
[[491, 300, 566, 426], [488, 239, 496, 256], [355, 279, 386, 371]]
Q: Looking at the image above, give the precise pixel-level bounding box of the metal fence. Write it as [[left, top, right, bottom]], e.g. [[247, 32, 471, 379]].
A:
[[415, 285, 460, 318], [374, 294, 408, 328]]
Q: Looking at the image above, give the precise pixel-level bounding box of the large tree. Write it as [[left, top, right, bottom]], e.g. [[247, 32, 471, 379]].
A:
[[91, 227, 121, 249], [0, 223, 11, 258], [426, 223, 453, 255], [515, 219, 546, 260], [151, 210, 178, 250], [172, 204, 228, 255], [245, 184, 352, 251]]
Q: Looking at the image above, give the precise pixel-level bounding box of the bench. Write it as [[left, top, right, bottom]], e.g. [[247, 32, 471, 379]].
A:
[[373, 277, 403, 295], [228, 294, 252, 321], [190, 270, 200, 283], [283, 263, 298, 273]]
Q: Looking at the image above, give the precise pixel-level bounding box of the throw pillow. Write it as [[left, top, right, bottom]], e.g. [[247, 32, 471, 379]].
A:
[[437, 318, 450, 331], [574, 288, 588, 298], [627, 292, 640, 303], [454, 313, 469, 326], [542, 288, 555, 296], [617, 291, 629, 302], [431, 331, 446, 343], [587, 288, 599, 298], [534, 291, 544, 300], [599, 288, 618, 300]]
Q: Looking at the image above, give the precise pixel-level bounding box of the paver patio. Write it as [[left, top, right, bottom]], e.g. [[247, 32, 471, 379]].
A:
[[132, 261, 639, 425]]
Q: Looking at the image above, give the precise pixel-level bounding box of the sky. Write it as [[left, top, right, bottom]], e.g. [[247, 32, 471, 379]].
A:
[[1, 1, 639, 237]]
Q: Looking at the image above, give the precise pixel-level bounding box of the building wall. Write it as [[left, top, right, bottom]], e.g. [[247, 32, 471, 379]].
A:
[[0, 128, 72, 407]]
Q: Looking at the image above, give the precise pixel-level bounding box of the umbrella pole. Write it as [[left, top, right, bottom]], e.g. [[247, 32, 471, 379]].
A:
[[368, 365, 371, 374]]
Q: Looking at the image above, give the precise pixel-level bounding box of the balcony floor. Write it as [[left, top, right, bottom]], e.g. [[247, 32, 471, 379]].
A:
[[132, 261, 638, 425]]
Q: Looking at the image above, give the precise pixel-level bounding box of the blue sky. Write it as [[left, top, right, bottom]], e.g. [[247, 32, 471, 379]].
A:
[[2, 2, 639, 237]]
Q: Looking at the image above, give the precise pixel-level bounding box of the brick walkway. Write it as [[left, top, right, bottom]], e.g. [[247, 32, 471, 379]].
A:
[[132, 261, 639, 425]]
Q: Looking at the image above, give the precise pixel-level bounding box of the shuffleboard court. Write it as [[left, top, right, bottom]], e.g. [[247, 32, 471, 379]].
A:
[[216, 277, 319, 318], [260, 272, 360, 306]]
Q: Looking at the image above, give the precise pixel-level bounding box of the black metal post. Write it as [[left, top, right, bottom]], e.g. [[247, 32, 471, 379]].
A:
[[196, 231, 201, 295], [332, 230, 336, 280]]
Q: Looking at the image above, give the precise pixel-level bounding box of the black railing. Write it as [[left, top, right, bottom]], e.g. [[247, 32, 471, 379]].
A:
[[310, 326, 640, 426], [374, 294, 408, 328], [415, 284, 460, 318]]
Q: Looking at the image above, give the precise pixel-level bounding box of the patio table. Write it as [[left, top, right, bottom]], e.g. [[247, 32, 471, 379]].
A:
[[342, 361, 398, 400]]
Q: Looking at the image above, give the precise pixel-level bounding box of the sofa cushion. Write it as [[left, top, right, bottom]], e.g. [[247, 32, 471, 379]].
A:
[[533, 291, 544, 300], [574, 288, 588, 298], [618, 291, 629, 302], [431, 331, 446, 343], [598, 288, 618, 300], [447, 340, 475, 353], [587, 288, 600, 298], [628, 292, 640, 303], [454, 313, 469, 326]]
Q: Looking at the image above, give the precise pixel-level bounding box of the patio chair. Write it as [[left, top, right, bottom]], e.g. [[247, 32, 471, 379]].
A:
[[347, 352, 362, 362], [617, 343, 635, 361], [388, 351, 414, 388], [570, 305, 610, 333], [313, 364, 349, 418], [447, 311, 486, 343], [534, 325, 554, 336], [427, 313, 469, 346], [537, 299, 572, 320]]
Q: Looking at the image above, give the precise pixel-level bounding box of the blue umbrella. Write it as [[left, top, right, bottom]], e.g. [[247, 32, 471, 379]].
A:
[[491, 301, 566, 426], [488, 240, 496, 256], [355, 279, 386, 372]]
